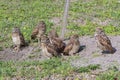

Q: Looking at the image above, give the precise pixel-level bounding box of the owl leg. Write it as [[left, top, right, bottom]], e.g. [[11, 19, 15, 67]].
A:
[[13, 45, 17, 49], [13, 45, 17, 53], [13, 45, 20, 53], [16, 45, 20, 52]]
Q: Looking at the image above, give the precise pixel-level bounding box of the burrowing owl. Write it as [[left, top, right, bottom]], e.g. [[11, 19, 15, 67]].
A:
[[94, 27, 115, 53], [48, 35, 66, 54], [40, 35, 60, 58], [12, 27, 25, 52], [63, 34, 80, 56], [31, 21, 46, 47]]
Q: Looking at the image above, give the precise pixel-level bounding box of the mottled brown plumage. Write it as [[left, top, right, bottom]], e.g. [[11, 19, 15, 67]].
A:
[[49, 36, 66, 54], [63, 34, 80, 55], [31, 21, 46, 47], [12, 27, 25, 52], [40, 35, 60, 58], [94, 27, 114, 53]]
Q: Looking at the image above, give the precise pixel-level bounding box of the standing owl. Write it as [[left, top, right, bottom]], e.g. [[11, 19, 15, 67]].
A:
[[50, 37, 66, 53], [31, 21, 46, 47], [94, 27, 115, 53], [48, 29, 65, 53], [63, 34, 80, 56], [12, 27, 25, 52], [40, 35, 60, 58]]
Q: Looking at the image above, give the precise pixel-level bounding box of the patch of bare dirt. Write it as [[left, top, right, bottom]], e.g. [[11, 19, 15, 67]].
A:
[[0, 45, 45, 61], [71, 36, 120, 71], [0, 36, 120, 71]]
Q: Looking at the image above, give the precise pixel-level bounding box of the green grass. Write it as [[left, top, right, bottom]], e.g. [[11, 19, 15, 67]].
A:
[[0, 0, 64, 48], [0, 0, 120, 48], [74, 64, 100, 73], [0, 57, 100, 79], [96, 66, 120, 80], [1, 0, 120, 79], [0, 58, 73, 79], [67, 0, 120, 36], [96, 70, 120, 80], [1, 57, 119, 80]]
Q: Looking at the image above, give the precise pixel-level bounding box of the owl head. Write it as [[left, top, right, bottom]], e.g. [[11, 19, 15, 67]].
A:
[[95, 27, 104, 34], [12, 27, 21, 33]]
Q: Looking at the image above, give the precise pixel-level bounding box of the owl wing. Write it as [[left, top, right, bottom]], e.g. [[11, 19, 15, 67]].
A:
[[47, 45, 58, 56], [63, 42, 73, 55], [50, 37, 61, 48], [31, 27, 39, 39], [20, 33, 25, 46], [60, 42, 66, 50], [51, 38, 66, 52], [97, 34, 113, 50]]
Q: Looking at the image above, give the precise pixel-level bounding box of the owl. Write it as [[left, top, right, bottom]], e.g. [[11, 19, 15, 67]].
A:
[[94, 27, 115, 53], [31, 21, 46, 46], [12, 27, 25, 52], [40, 35, 60, 58], [63, 34, 80, 56], [49, 36, 66, 54]]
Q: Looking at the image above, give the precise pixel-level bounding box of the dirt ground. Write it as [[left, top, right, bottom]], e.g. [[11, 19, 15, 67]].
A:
[[0, 36, 120, 71], [72, 36, 120, 71]]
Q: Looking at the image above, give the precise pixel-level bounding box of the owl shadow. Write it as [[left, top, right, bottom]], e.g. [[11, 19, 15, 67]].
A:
[[102, 47, 116, 54], [20, 41, 30, 49], [11, 41, 29, 50], [78, 45, 86, 53]]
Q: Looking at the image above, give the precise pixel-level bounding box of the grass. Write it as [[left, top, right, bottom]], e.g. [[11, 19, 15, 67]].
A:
[[0, 0, 120, 48], [67, 0, 120, 36], [0, 0, 64, 48], [96, 70, 120, 80], [0, 57, 100, 79], [0, 57, 119, 80], [74, 64, 100, 73], [1, 0, 120, 79], [0, 57, 73, 79]]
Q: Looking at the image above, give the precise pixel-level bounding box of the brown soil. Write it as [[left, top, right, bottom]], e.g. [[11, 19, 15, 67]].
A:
[[0, 36, 120, 71]]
